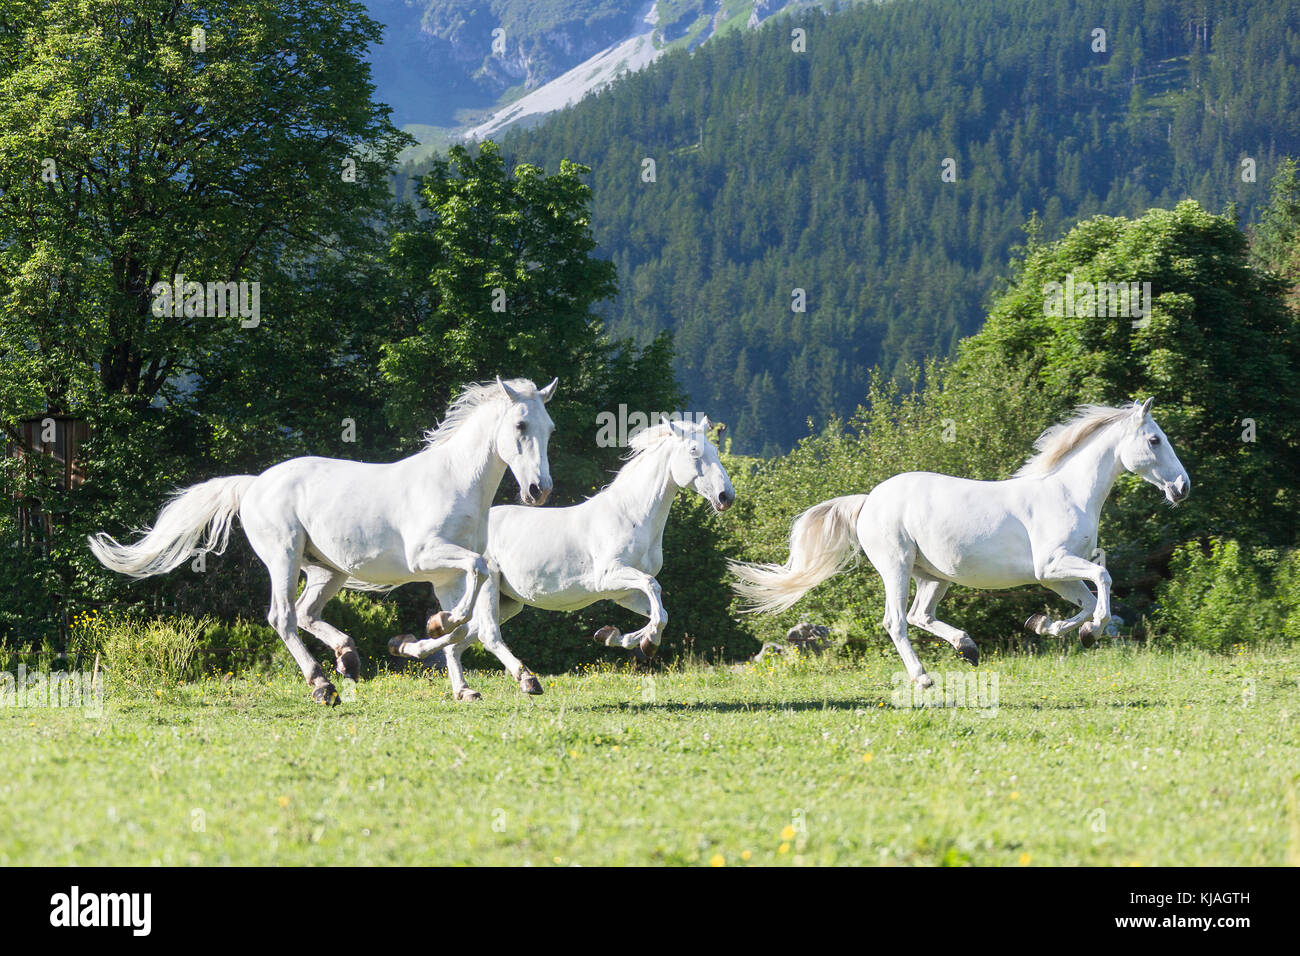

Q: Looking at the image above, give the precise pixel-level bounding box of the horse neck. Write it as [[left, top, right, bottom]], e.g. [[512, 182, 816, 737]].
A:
[[602, 444, 681, 534], [1048, 425, 1127, 518], [420, 407, 507, 509]]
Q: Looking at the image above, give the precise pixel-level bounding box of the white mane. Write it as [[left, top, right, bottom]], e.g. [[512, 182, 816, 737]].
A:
[[603, 420, 711, 491], [422, 378, 538, 448], [1013, 404, 1138, 478]]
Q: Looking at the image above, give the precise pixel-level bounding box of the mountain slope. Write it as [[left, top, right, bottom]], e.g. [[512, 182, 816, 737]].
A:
[[465, 0, 1300, 454], [363, 0, 815, 149]]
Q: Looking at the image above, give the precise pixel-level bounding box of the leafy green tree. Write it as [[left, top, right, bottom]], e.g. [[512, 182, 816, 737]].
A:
[[1251, 157, 1300, 308], [0, 0, 407, 414], [378, 141, 684, 495], [0, 0, 410, 642]]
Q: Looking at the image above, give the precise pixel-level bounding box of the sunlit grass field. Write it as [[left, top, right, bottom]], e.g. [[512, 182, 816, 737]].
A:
[[2, 642, 1297, 866]]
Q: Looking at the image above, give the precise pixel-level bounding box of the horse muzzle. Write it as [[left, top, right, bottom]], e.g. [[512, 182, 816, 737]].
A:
[[523, 482, 552, 506]]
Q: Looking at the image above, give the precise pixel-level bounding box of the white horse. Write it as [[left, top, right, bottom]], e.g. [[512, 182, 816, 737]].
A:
[[88, 377, 558, 705], [729, 399, 1189, 688], [387, 417, 735, 700]]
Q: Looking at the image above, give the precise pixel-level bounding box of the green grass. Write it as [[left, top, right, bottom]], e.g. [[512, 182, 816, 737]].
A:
[[2, 642, 1297, 866]]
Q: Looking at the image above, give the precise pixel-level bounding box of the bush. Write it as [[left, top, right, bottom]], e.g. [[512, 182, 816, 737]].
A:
[[195, 617, 285, 676], [82, 612, 211, 688], [1149, 539, 1299, 650]]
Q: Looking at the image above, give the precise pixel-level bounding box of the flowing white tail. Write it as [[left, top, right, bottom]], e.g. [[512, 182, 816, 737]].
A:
[[87, 475, 255, 578], [728, 495, 866, 613]]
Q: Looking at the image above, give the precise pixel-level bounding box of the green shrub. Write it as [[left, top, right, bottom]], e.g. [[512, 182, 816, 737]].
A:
[[88, 612, 212, 687], [1274, 550, 1300, 643], [195, 617, 284, 675], [1149, 539, 1295, 650]]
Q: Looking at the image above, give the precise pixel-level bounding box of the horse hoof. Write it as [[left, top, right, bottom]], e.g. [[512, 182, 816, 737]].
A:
[[519, 673, 544, 695], [312, 683, 340, 706], [1079, 622, 1099, 649], [426, 611, 454, 638], [593, 625, 620, 645], [956, 636, 979, 666], [639, 636, 659, 660], [388, 635, 411, 657], [455, 688, 482, 702], [915, 673, 934, 690], [1024, 614, 1049, 635], [336, 648, 360, 680]]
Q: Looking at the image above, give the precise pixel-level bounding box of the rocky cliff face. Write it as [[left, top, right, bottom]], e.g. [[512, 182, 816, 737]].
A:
[[364, 1, 808, 133]]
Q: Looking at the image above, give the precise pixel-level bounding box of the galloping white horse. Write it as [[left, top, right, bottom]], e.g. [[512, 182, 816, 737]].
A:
[[387, 417, 735, 700], [89, 377, 558, 705], [730, 399, 1189, 688]]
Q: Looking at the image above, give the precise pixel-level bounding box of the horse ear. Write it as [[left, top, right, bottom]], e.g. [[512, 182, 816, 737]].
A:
[[700, 415, 712, 432], [1138, 396, 1154, 417], [538, 378, 558, 403], [497, 376, 523, 404]]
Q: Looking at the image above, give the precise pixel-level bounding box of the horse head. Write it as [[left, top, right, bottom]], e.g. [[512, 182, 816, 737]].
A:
[[664, 415, 735, 512], [496, 376, 558, 505], [1117, 398, 1190, 505]]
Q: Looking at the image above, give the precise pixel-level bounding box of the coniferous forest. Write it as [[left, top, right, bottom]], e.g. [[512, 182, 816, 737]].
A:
[[394, 0, 1300, 454]]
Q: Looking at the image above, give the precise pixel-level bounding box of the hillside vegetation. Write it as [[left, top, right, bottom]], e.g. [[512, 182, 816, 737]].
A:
[[416, 0, 1300, 454]]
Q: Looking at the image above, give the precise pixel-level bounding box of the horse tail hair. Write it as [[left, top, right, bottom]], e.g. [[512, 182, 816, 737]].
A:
[[728, 495, 867, 614], [87, 475, 257, 578]]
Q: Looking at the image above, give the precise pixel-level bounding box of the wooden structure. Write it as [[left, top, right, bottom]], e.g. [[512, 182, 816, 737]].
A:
[[6, 414, 89, 548]]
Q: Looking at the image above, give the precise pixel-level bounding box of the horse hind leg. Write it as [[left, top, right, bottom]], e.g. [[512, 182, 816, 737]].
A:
[[907, 576, 979, 666], [866, 546, 931, 689], [248, 531, 339, 706], [296, 565, 360, 681]]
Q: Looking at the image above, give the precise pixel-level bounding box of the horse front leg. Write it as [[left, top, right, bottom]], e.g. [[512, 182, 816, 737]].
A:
[[1025, 580, 1097, 641], [593, 566, 667, 660], [387, 542, 488, 660], [1034, 551, 1112, 648], [416, 541, 490, 633], [465, 570, 542, 695], [442, 634, 480, 702]]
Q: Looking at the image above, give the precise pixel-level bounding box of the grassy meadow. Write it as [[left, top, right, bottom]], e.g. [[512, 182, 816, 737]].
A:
[[1, 641, 1297, 866]]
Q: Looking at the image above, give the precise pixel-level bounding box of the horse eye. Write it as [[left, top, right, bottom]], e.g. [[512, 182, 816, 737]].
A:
[[1147, 435, 1161, 446], [516, 422, 526, 434]]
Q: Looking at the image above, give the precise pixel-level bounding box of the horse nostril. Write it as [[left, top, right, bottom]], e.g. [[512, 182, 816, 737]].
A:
[[528, 483, 542, 501]]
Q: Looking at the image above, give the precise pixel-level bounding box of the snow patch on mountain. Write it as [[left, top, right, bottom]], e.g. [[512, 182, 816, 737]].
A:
[[465, 4, 664, 141]]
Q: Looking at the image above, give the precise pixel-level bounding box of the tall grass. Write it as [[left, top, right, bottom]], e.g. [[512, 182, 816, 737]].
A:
[[75, 611, 212, 687]]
